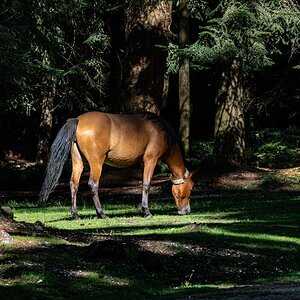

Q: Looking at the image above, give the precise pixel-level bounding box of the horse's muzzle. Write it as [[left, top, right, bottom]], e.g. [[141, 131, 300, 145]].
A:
[[178, 206, 191, 215]]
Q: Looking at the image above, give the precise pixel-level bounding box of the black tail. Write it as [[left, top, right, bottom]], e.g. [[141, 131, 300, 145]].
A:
[[39, 118, 78, 202]]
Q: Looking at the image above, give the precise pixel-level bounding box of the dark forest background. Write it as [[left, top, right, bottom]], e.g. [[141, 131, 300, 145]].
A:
[[0, 0, 299, 169]]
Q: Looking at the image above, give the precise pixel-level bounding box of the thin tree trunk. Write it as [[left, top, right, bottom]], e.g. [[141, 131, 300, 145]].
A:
[[161, 76, 170, 110], [120, 0, 172, 115], [213, 59, 245, 164], [36, 75, 56, 164], [178, 0, 190, 156]]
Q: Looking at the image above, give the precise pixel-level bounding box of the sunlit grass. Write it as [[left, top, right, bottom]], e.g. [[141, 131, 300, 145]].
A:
[[19, 272, 44, 283], [12, 196, 299, 242], [1, 190, 299, 299]]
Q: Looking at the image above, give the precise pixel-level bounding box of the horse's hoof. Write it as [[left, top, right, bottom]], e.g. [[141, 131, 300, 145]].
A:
[[98, 213, 109, 219], [141, 206, 152, 218], [143, 212, 153, 219], [71, 214, 80, 220]]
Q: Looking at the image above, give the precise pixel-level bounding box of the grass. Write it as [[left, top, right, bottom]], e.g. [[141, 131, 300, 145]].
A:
[[0, 186, 299, 299]]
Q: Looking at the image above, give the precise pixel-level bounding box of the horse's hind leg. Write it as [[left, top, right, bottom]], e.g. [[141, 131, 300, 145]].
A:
[[70, 143, 83, 220], [88, 159, 108, 219]]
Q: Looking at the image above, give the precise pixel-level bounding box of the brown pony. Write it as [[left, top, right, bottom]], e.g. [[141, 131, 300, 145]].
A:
[[40, 111, 194, 219]]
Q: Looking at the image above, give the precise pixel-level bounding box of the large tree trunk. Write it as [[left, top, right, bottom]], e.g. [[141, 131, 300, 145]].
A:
[[36, 75, 56, 165], [213, 59, 245, 164], [119, 0, 172, 115], [178, 0, 190, 156]]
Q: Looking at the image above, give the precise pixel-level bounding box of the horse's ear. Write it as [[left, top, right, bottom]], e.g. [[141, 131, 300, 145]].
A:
[[189, 169, 199, 186], [189, 169, 195, 182]]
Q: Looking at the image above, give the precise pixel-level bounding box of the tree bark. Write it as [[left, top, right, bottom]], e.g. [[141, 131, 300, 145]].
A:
[[119, 0, 172, 115], [36, 75, 56, 165], [178, 0, 190, 156], [213, 59, 245, 164]]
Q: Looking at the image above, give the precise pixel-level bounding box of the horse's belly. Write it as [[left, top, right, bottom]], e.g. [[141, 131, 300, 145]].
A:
[[105, 152, 143, 168]]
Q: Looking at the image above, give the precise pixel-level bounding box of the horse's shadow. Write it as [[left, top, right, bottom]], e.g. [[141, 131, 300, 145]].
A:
[[46, 207, 177, 223]]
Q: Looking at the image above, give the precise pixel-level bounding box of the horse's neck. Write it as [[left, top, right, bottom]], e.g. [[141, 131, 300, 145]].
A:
[[166, 145, 186, 179]]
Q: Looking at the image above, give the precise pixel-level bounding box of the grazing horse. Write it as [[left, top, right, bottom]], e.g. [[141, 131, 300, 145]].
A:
[[39, 111, 194, 219]]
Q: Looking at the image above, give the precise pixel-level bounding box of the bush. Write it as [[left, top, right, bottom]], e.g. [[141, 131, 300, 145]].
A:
[[191, 140, 213, 161], [246, 128, 300, 168]]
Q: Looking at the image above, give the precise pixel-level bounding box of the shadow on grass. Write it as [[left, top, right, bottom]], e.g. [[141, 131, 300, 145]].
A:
[[0, 236, 223, 300], [1, 224, 299, 299], [1, 187, 299, 299]]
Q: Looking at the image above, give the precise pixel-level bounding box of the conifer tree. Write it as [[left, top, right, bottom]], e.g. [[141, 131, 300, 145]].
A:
[[186, 0, 300, 163]]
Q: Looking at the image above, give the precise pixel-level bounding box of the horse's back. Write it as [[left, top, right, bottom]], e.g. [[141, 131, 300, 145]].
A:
[[75, 112, 169, 167]]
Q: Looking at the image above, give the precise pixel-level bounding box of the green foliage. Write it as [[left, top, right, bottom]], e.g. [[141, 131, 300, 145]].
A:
[[167, 0, 300, 75], [166, 43, 180, 74], [0, 6, 30, 112], [187, 0, 211, 21], [247, 128, 300, 168], [0, 0, 112, 116], [156, 161, 170, 176], [191, 140, 213, 160], [192, 1, 299, 71]]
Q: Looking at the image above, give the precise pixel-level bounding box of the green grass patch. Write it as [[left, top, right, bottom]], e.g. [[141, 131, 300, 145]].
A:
[[1, 189, 299, 299]]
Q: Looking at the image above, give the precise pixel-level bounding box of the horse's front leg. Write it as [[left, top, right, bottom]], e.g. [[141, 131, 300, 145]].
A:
[[141, 181, 152, 218], [141, 158, 158, 218], [88, 161, 108, 219], [89, 179, 108, 219]]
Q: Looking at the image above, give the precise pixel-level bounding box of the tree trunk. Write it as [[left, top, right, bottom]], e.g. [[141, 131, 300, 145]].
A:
[[213, 59, 245, 164], [36, 75, 56, 165], [119, 0, 172, 115], [178, 0, 190, 156]]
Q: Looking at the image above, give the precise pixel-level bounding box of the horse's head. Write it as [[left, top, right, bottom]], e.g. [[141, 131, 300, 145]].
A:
[[171, 170, 194, 215]]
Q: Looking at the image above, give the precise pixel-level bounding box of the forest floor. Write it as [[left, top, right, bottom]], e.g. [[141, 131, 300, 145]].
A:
[[0, 159, 299, 299]]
